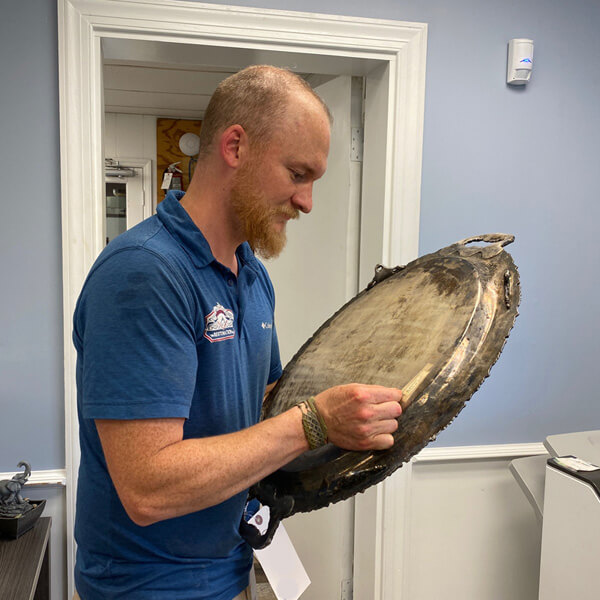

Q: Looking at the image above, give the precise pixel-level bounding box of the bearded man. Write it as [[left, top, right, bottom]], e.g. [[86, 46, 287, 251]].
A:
[[73, 65, 403, 600]]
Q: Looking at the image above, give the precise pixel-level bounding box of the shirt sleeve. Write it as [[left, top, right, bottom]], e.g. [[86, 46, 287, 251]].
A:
[[74, 248, 198, 420], [254, 259, 283, 385], [268, 322, 283, 384]]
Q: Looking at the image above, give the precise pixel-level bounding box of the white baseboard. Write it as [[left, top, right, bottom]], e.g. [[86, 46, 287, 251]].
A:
[[0, 468, 67, 486]]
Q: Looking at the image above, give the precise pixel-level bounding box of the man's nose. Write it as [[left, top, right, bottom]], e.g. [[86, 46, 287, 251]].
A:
[[292, 183, 313, 214]]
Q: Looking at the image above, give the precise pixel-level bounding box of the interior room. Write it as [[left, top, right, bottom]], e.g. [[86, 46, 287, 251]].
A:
[[1, 1, 598, 599]]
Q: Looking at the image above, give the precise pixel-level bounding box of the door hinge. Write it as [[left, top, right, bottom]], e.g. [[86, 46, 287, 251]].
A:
[[341, 578, 353, 600], [351, 127, 363, 162]]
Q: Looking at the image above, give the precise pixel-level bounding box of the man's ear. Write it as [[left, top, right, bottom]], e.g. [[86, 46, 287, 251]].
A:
[[219, 124, 249, 168]]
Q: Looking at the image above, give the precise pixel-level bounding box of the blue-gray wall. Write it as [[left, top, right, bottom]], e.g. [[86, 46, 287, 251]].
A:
[[1, 0, 599, 474], [0, 0, 63, 472]]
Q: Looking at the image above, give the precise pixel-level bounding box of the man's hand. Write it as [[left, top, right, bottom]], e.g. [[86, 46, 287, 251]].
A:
[[313, 384, 403, 451]]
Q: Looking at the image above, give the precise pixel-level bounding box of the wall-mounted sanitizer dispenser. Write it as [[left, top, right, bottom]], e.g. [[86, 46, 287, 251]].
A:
[[507, 38, 534, 85]]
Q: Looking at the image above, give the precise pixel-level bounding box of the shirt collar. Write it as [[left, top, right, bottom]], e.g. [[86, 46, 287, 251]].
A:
[[157, 190, 259, 275]]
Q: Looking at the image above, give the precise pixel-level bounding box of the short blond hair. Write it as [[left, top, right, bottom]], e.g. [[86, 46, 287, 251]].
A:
[[198, 65, 331, 158]]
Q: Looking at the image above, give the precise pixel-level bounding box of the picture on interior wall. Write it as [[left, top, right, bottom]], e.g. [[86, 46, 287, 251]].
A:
[[156, 118, 202, 205]]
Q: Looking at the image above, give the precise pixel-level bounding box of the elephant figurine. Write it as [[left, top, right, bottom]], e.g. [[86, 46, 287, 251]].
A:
[[0, 461, 31, 505]]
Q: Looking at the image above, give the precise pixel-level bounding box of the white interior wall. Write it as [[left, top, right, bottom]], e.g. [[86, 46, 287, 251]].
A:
[[403, 456, 542, 600]]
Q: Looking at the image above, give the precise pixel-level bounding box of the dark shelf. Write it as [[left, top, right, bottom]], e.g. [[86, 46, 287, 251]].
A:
[[0, 517, 51, 599]]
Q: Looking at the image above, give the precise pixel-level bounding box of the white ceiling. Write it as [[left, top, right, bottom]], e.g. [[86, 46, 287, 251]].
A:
[[103, 61, 233, 118], [102, 37, 381, 118]]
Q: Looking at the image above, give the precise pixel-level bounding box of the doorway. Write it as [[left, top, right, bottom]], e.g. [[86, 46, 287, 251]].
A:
[[102, 58, 362, 599], [59, 2, 427, 597]]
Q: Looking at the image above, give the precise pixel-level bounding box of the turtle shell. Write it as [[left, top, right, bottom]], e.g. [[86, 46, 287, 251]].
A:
[[248, 234, 520, 540]]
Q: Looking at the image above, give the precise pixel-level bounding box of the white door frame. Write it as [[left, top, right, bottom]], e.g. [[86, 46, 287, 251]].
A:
[[58, 1, 427, 597]]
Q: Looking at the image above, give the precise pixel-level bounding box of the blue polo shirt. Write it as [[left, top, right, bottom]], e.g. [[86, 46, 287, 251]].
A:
[[73, 191, 282, 600]]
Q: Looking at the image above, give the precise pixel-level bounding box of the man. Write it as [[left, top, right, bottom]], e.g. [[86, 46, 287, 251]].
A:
[[73, 65, 403, 600]]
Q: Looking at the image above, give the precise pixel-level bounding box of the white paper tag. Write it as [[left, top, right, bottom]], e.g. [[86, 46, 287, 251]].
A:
[[249, 506, 310, 600], [555, 456, 600, 472], [161, 172, 173, 190]]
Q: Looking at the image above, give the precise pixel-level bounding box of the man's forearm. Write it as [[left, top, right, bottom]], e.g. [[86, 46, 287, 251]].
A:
[[98, 383, 403, 527], [99, 407, 308, 526]]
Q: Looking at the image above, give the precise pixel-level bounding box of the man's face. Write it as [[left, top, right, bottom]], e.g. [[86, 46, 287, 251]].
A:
[[230, 95, 330, 259], [230, 154, 298, 259]]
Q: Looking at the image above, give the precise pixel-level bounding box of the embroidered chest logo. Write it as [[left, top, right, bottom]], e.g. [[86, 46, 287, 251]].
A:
[[204, 303, 235, 343]]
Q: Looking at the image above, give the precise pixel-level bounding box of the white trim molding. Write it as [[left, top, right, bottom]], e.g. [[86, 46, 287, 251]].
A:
[[58, 1, 427, 597], [0, 469, 67, 487], [414, 442, 548, 462]]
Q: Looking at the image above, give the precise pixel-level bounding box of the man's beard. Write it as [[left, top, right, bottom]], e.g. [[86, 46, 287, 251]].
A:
[[230, 161, 299, 259]]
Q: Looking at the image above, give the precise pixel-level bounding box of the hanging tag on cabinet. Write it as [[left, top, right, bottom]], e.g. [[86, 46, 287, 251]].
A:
[[161, 172, 173, 190]]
